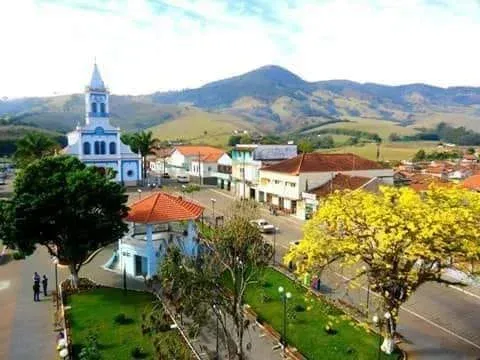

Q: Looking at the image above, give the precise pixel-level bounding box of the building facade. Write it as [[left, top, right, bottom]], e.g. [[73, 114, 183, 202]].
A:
[[231, 144, 297, 200], [63, 64, 141, 185]]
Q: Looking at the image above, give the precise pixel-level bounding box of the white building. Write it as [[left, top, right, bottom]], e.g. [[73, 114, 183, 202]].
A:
[[231, 144, 297, 200], [63, 63, 141, 185], [257, 153, 394, 218], [114, 192, 204, 277]]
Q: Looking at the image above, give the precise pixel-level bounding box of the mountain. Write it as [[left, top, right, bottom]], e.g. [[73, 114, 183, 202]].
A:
[[2, 65, 480, 143]]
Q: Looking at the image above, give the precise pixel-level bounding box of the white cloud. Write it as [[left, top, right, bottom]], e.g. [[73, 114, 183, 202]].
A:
[[0, 0, 479, 98]]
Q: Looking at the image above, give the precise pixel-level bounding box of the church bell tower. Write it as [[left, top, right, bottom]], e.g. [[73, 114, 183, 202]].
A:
[[85, 63, 109, 125]]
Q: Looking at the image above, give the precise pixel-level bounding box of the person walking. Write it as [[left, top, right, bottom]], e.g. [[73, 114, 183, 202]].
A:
[[33, 281, 40, 302], [42, 275, 48, 296]]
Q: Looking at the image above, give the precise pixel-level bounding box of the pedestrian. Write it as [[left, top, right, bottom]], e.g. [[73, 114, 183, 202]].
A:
[[33, 281, 40, 302], [42, 275, 48, 296], [33, 272, 40, 285]]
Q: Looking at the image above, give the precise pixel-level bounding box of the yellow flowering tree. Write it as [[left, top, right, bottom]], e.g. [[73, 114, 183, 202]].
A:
[[285, 186, 480, 354]]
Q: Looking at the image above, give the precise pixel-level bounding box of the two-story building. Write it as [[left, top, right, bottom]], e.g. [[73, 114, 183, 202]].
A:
[[257, 153, 394, 218], [231, 144, 297, 200], [168, 146, 229, 185]]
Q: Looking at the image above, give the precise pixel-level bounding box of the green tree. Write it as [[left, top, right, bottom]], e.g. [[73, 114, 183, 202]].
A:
[[228, 135, 242, 147], [412, 149, 426, 162], [11, 156, 128, 287], [298, 139, 315, 153], [285, 186, 480, 354], [14, 132, 58, 168], [467, 147, 476, 155], [122, 131, 158, 181]]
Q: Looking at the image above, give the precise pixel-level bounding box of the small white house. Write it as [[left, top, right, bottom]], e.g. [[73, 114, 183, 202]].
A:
[[115, 192, 204, 278]]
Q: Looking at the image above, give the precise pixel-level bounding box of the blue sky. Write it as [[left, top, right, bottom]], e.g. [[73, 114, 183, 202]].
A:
[[1, 0, 479, 97]]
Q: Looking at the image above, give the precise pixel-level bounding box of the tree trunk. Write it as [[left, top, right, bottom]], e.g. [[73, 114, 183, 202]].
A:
[[381, 310, 397, 354], [381, 337, 395, 354], [69, 264, 79, 289], [237, 303, 245, 360]]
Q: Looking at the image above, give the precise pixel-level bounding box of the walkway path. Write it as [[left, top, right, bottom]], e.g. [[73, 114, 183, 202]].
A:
[[0, 246, 56, 360]]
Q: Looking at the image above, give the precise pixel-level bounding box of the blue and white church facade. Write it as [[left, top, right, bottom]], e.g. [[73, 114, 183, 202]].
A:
[[64, 64, 142, 185]]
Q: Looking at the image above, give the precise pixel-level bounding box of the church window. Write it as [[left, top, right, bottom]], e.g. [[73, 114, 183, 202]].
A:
[[109, 142, 116, 154], [100, 103, 106, 114], [83, 142, 91, 155], [94, 141, 100, 154], [100, 141, 106, 154], [91, 102, 97, 113]]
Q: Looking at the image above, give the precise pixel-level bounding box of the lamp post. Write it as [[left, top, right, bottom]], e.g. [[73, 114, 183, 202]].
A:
[[211, 198, 217, 227], [137, 188, 142, 200], [278, 286, 292, 356], [213, 304, 220, 359], [372, 311, 391, 360], [53, 257, 59, 310]]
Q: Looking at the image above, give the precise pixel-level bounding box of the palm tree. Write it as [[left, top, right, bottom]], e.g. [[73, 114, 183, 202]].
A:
[[14, 132, 58, 168], [129, 131, 158, 182]]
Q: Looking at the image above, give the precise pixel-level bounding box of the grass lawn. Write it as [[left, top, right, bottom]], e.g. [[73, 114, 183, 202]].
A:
[[319, 141, 438, 161], [68, 288, 178, 359], [245, 268, 401, 360]]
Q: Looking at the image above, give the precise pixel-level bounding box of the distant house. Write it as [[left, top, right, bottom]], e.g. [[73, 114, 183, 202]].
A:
[[149, 147, 175, 174], [406, 173, 451, 192], [231, 144, 298, 200], [257, 153, 393, 218]]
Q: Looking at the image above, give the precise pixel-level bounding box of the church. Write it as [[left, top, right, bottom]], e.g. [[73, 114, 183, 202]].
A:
[[64, 64, 142, 185]]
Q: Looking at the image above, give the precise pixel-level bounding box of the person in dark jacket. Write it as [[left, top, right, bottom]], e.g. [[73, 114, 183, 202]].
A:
[[33, 282, 40, 302], [42, 275, 48, 296]]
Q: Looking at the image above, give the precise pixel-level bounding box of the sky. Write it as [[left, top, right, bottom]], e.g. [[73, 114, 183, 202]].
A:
[[0, 0, 479, 98]]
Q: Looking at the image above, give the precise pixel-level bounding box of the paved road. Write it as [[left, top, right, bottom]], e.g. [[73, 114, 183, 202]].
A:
[[0, 247, 57, 360], [190, 187, 480, 360]]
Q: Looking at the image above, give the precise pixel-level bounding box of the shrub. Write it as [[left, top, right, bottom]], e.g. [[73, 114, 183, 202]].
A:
[[324, 322, 337, 335], [79, 332, 101, 360], [294, 304, 306, 312], [12, 251, 25, 260], [114, 313, 132, 325], [260, 292, 271, 303], [130, 346, 147, 359], [261, 281, 272, 288]]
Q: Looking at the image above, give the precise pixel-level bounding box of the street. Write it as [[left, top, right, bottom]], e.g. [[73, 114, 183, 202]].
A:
[[186, 186, 480, 360]]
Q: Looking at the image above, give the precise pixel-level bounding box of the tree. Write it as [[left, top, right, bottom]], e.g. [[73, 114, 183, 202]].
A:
[[14, 132, 59, 168], [132, 131, 159, 181], [298, 139, 315, 153], [285, 186, 480, 354], [157, 200, 272, 359], [467, 147, 476, 155], [11, 156, 128, 287], [412, 149, 426, 162], [228, 135, 242, 147]]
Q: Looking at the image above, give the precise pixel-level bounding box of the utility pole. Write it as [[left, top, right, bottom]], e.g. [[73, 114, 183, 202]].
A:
[[242, 152, 246, 200], [198, 152, 202, 186]]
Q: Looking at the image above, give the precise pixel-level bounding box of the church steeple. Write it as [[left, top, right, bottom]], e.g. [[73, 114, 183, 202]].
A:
[[89, 63, 106, 91], [85, 62, 109, 125]]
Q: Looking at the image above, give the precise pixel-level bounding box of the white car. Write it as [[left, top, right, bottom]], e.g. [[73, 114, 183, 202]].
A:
[[177, 175, 190, 183], [250, 219, 276, 233]]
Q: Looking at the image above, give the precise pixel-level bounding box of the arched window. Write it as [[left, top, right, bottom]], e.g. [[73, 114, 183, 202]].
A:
[[100, 103, 106, 114], [91, 102, 97, 113], [83, 142, 91, 155], [94, 141, 100, 155], [100, 141, 106, 155], [109, 142, 116, 154]]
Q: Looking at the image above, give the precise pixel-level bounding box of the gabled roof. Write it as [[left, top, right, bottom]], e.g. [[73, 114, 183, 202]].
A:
[[308, 174, 372, 197], [407, 174, 451, 192], [175, 146, 225, 162], [89, 63, 106, 90], [151, 147, 175, 159], [463, 174, 480, 191], [261, 153, 384, 175], [126, 192, 204, 224]]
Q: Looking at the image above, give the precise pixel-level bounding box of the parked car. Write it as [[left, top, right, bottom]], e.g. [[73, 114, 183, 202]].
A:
[[177, 174, 190, 183], [162, 173, 170, 179], [250, 219, 276, 233]]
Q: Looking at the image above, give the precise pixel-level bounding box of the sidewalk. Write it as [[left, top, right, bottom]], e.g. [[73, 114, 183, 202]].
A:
[[7, 247, 56, 360]]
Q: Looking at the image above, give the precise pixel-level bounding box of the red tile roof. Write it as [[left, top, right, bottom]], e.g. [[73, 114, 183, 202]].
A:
[[407, 174, 451, 192], [126, 192, 204, 223], [308, 174, 372, 197], [261, 153, 384, 175], [175, 146, 225, 162], [463, 174, 480, 191]]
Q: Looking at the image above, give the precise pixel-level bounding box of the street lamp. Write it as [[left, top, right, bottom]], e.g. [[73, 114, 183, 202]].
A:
[[211, 198, 217, 227], [53, 257, 59, 310], [372, 312, 391, 360], [137, 188, 142, 200], [278, 286, 292, 356]]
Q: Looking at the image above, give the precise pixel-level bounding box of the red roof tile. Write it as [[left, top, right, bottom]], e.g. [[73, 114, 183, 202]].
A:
[[175, 146, 225, 162], [126, 192, 204, 223], [463, 174, 480, 191], [308, 174, 372, 197], [261, 153, 384, 175], [407, 174, 451, 192]]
